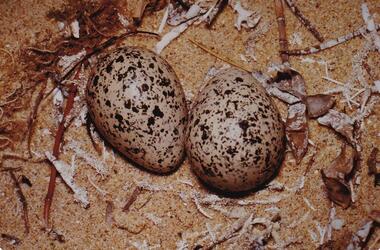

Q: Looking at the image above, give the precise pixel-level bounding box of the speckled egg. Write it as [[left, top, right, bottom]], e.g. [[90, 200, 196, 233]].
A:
[[186, 68, 285, 192], [86, 46, 188, 173]]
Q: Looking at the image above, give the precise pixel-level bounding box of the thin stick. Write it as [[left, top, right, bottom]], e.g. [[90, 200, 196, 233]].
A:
[[188, 38, 252, 72], [284, 0, 324, 42], [286, 24, 380, 56], [9, 171, 30, 234], [122, 186, 142, 213], [26, 81, 47, 157], [43, 75, 79, 228], [274, 0, 289, 63]]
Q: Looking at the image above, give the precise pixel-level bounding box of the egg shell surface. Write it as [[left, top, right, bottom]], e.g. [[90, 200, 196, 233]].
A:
[[87, 46, 188, 173], [186, 68, 286, 192]]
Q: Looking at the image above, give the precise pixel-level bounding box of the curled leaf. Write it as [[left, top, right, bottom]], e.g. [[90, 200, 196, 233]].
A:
[[286, 102, 308, 163], [305, 94, 335, 118], [317, 109, 354, 145], [272, 70, 307, 99], [321, 144, 357, 208], [321, 171, 351, 209]]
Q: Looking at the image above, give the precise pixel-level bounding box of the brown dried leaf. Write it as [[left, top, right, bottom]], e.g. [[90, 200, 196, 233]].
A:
[[286, 102, 308, 163], [367, 147, 379, 175], [321, 144, 357, 208], [321, 171, 351, 209], [317, 109, 354, 145], [346, 220, 374, 250], [324, 144, 357, 178], [273, 70, 307, 99], [305, 94, 335, 118]]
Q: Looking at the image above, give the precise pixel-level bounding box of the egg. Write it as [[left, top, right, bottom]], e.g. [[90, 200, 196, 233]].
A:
[[86, 46, 188, 173], [186, 68, 286, 192]]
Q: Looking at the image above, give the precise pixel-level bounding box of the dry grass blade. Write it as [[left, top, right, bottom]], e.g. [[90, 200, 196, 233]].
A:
[[188, 38, 252, 72]]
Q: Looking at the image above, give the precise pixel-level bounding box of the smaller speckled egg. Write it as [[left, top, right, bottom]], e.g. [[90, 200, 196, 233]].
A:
[[86, 46, 188, 173], [186, 68, 286, 192]]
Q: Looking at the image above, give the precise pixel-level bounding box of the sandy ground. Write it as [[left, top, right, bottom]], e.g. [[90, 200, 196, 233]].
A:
[[0, 0, 379, 249]]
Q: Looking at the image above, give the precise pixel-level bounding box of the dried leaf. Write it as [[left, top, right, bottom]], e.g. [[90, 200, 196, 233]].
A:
[[273, 70, 307, 99], [321, 144, 357, 208], [367, 147, 378, 175], [305, 94, 335, 118], [324, 144, 357, 178], [286, 102, 308, 163], [346, 220, 374, 250], [317, 109, 354, 145], [321, 171, 351, 209]]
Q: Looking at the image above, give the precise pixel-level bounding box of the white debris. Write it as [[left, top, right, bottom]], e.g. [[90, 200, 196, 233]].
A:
[[206, 222, 217, 243], [155, 5, 201, 54], [177, 178, 194, 187], [192, 192, 213, 219], [87, 174, 108, 196], [237, 195, 284, 205], [290, 32, 303, 45], [347, 221, 374, 250], [117, 13, 129, 28], [52, 88, 64, 107], [176, 237, 189, 250], [136, 180, 173, 191], [232, 0, 261, 30], [361, 3, 380, 52], [73, 105, 88, 127], [287, 211, 310, 229], [70, 20, 80, 38], [57, 49, 86, 78], [57, 21, 65, 31], [157, 5, 170, 33], [267, 180, 285, 191], [66, 141, 108, 176], [308, 229, 318, 242], [145, 213, 163, 225], [303, 197, 316, 211], [45, 152, 89, 207], [331, 218, 345, 230], [265, 206, 281, 214]]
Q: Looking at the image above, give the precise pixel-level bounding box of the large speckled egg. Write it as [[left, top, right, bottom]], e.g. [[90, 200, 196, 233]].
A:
[[86, 46, 188, 173], [186, 68, 285, 192]]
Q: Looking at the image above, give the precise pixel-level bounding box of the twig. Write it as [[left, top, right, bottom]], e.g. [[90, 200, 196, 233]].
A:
[[286, 24, 380, 55], [123, 186, 142, 213], [188, 38, 252, 72], [284, 0, 324, 42], [43, 74, 79, 228], [274, 0, 289, 63], [26, 81, 47, 157], [9, 171, 30, 234]]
